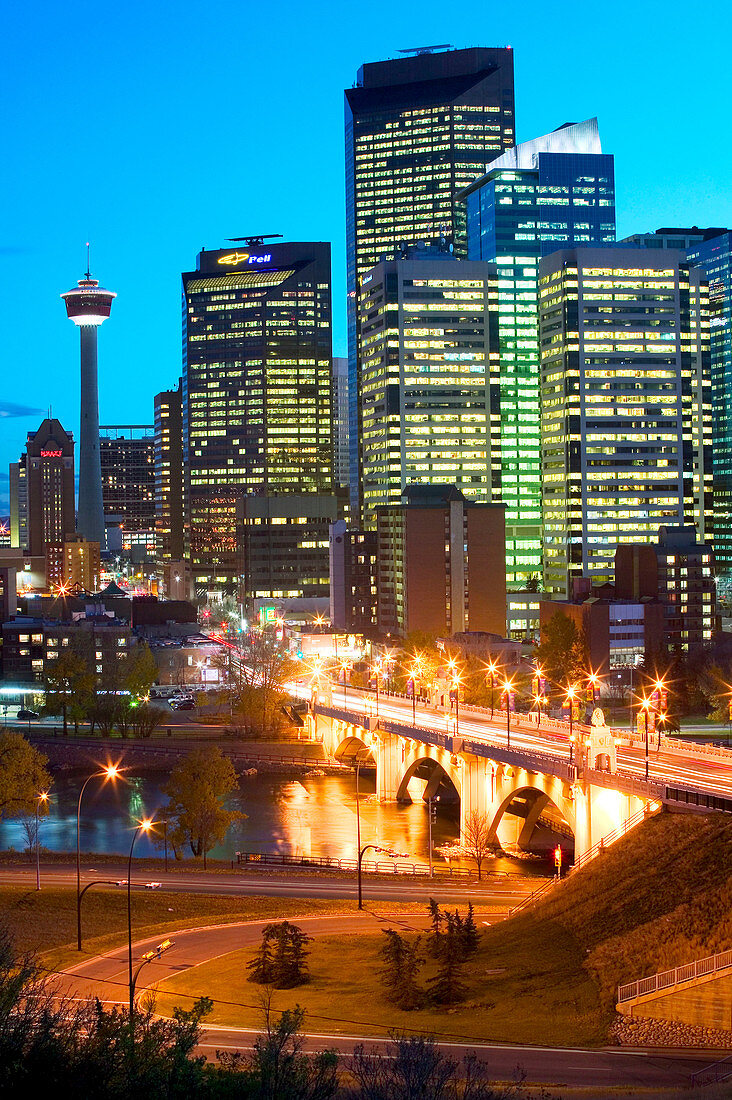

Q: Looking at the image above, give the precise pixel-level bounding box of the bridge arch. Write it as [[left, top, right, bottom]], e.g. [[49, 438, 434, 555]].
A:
[[333, 734, 375, 766], [395, 753, 461, 805], [488, 773, 576, 851]]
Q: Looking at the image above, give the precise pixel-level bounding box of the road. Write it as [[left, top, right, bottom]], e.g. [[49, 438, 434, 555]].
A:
[[0, 862, 537, 907], [55, 915, 715, 1088], [323, 685, 732, 800]]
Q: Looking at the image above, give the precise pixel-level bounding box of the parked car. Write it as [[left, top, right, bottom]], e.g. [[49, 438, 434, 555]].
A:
[[172, 699, 195, 711], [17, 709, 39, 720]]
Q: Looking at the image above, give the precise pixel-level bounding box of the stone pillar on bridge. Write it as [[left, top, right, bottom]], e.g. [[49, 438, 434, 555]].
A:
[[376, 730, 403, 801]]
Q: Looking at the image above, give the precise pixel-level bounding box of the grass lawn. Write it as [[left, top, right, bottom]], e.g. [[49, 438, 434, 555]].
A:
[[154, 920, 603, 1048], [0, 884, 428, 972]]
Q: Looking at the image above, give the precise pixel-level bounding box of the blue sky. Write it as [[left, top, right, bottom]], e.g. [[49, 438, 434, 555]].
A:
[[2, 0, 731, 511]]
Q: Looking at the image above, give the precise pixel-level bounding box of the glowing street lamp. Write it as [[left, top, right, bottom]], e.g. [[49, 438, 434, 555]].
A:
[[485, 659, 499, 720], [35, 791, 49, 891], [565, 683, 578, 763], [639, 695, 652, 780], [128, 817, 154, 1030], [502, 677, 515, 748], [586, 670, 602, 709], [77, 764, 121, 950]]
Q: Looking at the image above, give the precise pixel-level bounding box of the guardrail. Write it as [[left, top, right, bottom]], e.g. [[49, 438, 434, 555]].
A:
[[572, 805, 652, 873], [690, 1055, 732, 1087], [508, 875, 557, 916], [618, 948, 732, 1006], [27, 734, 329, 769]]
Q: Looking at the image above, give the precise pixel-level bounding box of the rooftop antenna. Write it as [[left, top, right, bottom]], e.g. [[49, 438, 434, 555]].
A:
[[85, 241, 91, 280], [227, 234, 284, 247], [398, 44, 452, 55]]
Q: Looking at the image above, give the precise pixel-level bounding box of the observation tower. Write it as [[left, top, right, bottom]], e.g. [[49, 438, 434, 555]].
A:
[[61, 258, 116, 549]]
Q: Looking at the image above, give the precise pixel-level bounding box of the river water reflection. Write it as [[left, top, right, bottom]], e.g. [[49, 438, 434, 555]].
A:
[[0, 767, 547, 876]]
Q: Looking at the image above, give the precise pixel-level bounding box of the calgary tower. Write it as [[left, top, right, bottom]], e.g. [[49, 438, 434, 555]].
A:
[[61, 252, 116, 550]]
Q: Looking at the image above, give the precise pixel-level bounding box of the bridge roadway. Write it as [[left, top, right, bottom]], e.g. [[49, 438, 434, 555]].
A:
[[318, 686, 732, 802]]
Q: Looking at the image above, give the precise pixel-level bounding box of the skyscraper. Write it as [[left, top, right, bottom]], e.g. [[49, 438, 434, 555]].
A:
[[539, 249, 712, 596], [99, 425, 155, 556], [332, 357, 350, 489], [182, 240, 333, 600], [460, 119, 616, 586], [24, 418, 75, 587], [154, 382, 184, 564], [61, 265, 116, 550], [345, 46, 515, 514], [358, 243, 499, 525]]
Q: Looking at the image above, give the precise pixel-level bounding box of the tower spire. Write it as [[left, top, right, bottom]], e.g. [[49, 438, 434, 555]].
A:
[[85, 242, 91, 280]]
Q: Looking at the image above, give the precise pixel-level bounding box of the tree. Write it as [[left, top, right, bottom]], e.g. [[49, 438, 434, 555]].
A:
[[535, 611, 588, 691], [246, 993, 339, 1100], [462, 810, 494, 881], [43, 649, 95, 735], [128, 702, 166, 739], [463, 902, 479, 955], [0, 734, 50, 820], [125, 643, 159, 700], [235, 633, 297, 737], [350, 1033, 513, 1100], [428, 897, 443, 957], [377, 929, 425, 1010], [162, 746, 243, 867], [248, 922, 312, 988], [428, 915, 468, 1005]]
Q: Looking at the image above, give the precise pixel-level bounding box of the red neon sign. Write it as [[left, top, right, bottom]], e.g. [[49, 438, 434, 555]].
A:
[[40, 450, 63, 458]]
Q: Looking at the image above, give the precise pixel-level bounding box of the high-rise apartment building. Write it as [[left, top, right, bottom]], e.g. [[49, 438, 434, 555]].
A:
[[19, 419, 76, 587], [100, 425, 155, 556], [376, 484, 506, 637], [9, 457, 27, 550], [359, 244, 499, 525], [332, 357, 350, 489], [182, 241, 333, 600], [619, 227, 731, 583], [345, 46, 516, 514], [154, 383, 184, 564], [539, 248, 712, 596], [461, 119, 616, 586]]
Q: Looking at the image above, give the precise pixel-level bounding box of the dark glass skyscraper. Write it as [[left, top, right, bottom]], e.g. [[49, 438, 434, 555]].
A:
[[345, 46, 516, 515], [461, 119, 616, 585], [182, 241, 333, 600]]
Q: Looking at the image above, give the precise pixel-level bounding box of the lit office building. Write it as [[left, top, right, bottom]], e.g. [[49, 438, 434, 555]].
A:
[[182, 240, 333, 600], [539, 248, 712, 596], [619, 226, 731, 582], [359, 244, 499, 525], [100, 425, 155, 555], [332, 357, 350, 489], [154, 383, 184, 564], [460, 119, 616, 586], [13, 419, 76, 587], [345, 46, 515, 513]]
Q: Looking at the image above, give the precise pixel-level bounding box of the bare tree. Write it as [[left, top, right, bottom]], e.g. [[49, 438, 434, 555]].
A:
[[461, 810, 494, 881]]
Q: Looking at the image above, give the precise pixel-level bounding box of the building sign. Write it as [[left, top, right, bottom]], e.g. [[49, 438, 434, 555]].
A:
[[40, 450, 63, 457], [259, 605, 278, 626], [217, 251, 272, 267]]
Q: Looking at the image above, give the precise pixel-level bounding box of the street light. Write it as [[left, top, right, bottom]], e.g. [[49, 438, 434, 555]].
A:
[[586, 671, 602, 710], [35, 791, 48, 891], [358, 842, 406, 910], [485, 659, 499, 720], [77, 764, 121, 950], [339, 657, 352, 703], [128, 817, 155, 1030], [565, 683, 578, 763], [640, 695, 652, 780], [502, 677, 515, 748]]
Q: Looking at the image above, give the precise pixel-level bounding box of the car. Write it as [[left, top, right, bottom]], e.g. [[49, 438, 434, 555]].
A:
[[172, 700, 195, 710], [144, 882, 162, 889], [115, 880, 129, 887], [17, 709, 39, 720]]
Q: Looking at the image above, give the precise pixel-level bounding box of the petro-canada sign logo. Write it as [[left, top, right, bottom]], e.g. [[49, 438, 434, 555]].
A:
[[217, 251, 272, 267]]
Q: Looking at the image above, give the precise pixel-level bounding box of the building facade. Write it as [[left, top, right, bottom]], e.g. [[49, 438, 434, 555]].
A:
[[329, 520, 377, 634], [345, 46, 516, 515], [359, 244, 499, 525], [100, 425, 155, 556], [376, 484, 506, 636], [332, 357, 350, 489], [539, 249, 712, 595], [154, 383, 184, 566], [22, 419, 76, 588], [461, 119, 616, 586], [182, 241, 333, 600], [63, 535, 101, 593]]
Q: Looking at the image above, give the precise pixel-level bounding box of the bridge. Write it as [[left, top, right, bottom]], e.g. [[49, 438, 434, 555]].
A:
[[304, 685, 732, 861]]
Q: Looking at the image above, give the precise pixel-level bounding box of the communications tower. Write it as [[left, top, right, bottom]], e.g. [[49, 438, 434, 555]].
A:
[[61, 258, 116, 549]]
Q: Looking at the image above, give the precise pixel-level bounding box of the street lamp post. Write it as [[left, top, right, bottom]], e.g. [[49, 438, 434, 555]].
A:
[[641, 699, 651, 781], [502, 679, 514, 748], [565, 684, 578, 766], [128, 818, 154, 1031], [77, 764, 120, 950], [35, 791, 48, 890], [486, 660, 498, 720]]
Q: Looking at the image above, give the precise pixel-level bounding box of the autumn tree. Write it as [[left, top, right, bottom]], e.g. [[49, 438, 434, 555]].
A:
[[235, 634, 296, 736], [124, 643, 159, 699], [161, 746, 243, 867], [43, 648, 95, 734], [0, 733, 51, 820]]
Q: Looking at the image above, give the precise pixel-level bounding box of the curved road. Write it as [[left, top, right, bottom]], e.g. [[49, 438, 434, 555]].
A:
[[55, 916, 714, 1088]]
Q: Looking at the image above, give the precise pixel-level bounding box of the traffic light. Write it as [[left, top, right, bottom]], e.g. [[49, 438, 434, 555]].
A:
[[554, 845, 562, 870]]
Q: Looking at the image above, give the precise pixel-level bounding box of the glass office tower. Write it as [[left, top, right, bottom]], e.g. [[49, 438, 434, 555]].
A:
[[359, 244, 499, 525], [461, 119, 616, 587], [182, 242, 333, 601], [345, 46, 515, 516], [539, 249, 712, 596]]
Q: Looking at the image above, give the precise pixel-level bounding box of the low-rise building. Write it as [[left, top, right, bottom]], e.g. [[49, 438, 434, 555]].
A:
[[329, 521, 377, 635], [1, 614, 132, 685]]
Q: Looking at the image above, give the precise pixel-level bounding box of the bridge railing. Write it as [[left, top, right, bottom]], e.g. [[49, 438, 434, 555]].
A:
[[617, 947, 732, 1007], [572, 804, 653, 873]]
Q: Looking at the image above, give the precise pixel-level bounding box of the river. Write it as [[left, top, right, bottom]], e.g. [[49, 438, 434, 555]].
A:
[[0, 766, 550, 875]]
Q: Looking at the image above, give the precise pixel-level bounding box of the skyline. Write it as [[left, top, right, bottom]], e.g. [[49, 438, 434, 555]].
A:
[[2, 0, 732, 511]]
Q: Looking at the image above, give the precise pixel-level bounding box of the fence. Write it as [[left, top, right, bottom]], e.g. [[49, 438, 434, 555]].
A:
[[690, 1055, 732, 1087], [234, 849, 470, 877], [617, 948, 732, 1006]]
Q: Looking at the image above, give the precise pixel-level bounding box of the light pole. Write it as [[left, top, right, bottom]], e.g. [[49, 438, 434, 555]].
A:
[[565, 684, 578, 764], [486, 660, 498, 720], [451, 677, 460, 737], [640, 697, 651, 780], [503, 678, 514, 748], [427, 795, 439, 879], [35, 791, 48, 890], [128, 818, 154, 1030], [77, 764, 121, 950]]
